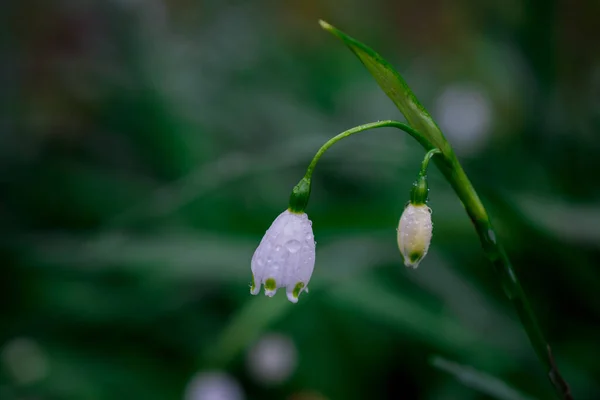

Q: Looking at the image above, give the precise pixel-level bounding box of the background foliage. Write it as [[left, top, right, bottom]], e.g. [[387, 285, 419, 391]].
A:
[[1, 0, 599, 399]]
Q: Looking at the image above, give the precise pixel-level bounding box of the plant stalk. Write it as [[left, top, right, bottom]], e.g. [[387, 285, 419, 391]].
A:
[[302, 119, 573, 398], [318, 20, 573, 397], [304, 120, 433, 181], [439, 155, 573, 400]]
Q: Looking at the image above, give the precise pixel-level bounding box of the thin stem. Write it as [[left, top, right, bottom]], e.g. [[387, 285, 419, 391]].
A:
[[419, 148, 441, 176], [409, 148, 441, 205], [318, 21, 571, 396], [301, 119, 572, 398], [288, 120, 433, 213], [317, 123, 572, 398], [304, 120, 433, 180], [440, 155, 572, 400]]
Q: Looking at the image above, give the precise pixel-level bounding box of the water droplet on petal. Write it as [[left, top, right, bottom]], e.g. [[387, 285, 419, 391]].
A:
[[285, 240, 302, 253], [284, 224, 294, 235]]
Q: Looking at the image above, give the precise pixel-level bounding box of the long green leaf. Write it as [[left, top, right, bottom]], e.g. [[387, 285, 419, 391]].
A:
[[318, 20, 448, 154]]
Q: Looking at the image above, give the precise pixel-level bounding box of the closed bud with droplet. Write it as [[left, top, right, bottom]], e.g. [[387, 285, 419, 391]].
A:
[[397, 203, 432, 268], [251, 210, 316, 303], [397, 148, 439, 268]]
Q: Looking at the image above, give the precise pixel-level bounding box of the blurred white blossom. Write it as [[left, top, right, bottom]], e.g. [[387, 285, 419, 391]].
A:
[[434, 83, 493, 156], [184, 371, 244, 400], [1, 338, 48, 385], [247, 333, 297, 385]]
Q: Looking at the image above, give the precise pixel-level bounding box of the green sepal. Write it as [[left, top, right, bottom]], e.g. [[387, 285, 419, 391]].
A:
[[288, 176, 311, 213], [410, 175, 429, 205]]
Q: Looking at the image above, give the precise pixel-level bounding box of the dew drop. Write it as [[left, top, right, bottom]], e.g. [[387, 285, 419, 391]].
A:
[[284, 224, 294, 235], [285, 239, 302, 253]]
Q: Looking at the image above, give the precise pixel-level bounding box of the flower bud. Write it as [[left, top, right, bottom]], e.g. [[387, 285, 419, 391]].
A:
[[288, 177, 311, 214], [251, 210, 316, 303], [397, 203, 432, 268]]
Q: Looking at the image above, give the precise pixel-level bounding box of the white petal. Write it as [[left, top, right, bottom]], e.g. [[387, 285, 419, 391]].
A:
[[286, 289, 299, 304], [285, 282, 306, 304], [250, 274, 260, 295]]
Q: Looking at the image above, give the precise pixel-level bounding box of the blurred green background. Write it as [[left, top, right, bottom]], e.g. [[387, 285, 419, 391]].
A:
[[1, 0, 599, 399]]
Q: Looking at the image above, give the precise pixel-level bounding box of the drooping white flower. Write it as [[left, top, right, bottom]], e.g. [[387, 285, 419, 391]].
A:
[[397, 203, 432, 268], [251, 210, 316, 303]]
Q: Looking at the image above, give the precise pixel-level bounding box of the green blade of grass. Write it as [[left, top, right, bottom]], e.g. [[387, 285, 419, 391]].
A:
[[431, 356, 535, 400]]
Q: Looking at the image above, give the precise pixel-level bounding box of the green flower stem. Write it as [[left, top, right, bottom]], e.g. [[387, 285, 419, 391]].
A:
[[305, 120, 433, 180], [442, 157, 572, 399], [288, 120, 434, 213], [319, 20, 572, 399], [420, 148, 441, 176], [410, 148, 441, 205], [292, 118, 571, 398]]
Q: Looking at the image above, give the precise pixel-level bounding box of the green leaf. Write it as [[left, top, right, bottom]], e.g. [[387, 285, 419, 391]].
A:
[[319, 20, 449, 154], [431, 356, 535, 400]]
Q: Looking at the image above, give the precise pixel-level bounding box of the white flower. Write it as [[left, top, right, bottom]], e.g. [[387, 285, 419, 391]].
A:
[[251, 210, 316, 303], [397, 203, 432, 268]]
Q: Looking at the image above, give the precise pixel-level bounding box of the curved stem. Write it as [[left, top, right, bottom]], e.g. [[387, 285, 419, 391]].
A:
[[300, 119, 572, 398], [419, 148, 441, 176], [409, 148, 441, 205], [288, 120, 433, 213], [304, 120, 433, 180], [308, 122, 572, 398], [318, 21, 572, 396]]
